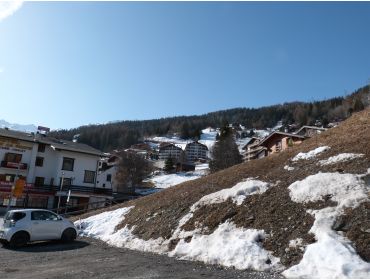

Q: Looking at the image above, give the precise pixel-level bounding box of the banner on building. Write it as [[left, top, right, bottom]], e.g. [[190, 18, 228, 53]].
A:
[[13, 179, 26, 198]]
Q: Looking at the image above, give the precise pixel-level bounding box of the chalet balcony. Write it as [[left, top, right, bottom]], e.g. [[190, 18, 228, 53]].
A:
[[1, 161, 28, 170]]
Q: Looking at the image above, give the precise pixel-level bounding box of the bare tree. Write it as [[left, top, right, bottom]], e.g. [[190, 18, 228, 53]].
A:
[[115, 151, 153, 193]]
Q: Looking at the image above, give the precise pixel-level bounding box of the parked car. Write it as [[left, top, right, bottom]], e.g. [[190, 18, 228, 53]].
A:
[[0, 209, 77, 248]]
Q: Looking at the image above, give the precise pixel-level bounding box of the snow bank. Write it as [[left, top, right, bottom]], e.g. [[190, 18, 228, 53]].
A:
[[288, 173, 368, 206], [292, 146, 330, 161], [77, 206, 168, 254], [284, 172, 370, 278], [169, 221, 281, 271], [76, 207, 133, 241], [319, 153, 365, 166]]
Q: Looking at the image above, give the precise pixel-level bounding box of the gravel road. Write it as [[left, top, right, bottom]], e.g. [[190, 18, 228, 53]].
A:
[[0, 237, 283, 278]]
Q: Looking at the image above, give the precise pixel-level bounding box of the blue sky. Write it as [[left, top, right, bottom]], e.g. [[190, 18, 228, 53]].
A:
[[1, 2, 370, 130]]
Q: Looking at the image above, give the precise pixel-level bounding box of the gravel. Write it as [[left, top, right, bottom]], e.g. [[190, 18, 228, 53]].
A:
[[0, 237, 283, 279]]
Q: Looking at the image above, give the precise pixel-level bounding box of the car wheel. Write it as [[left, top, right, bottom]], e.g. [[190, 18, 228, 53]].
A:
[[61, 228, 77, 243], [9, 232, 30, 248]]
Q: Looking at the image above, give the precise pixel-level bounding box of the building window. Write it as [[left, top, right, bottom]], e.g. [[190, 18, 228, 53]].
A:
[[106, 174, 112, 182], [62, 157, 74, 171], [35, 157, 44, 167], [84, 170, 96, 184], [5, 153, 22, 163], [34, 177, 45, 187], [38, 143, 46, 153]]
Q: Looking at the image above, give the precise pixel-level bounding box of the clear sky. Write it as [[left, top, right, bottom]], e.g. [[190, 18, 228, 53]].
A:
[[1, 2, 370, 130]]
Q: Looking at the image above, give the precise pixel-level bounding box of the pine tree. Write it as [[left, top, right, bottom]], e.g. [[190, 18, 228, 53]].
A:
[[164, 158, 174, 173], [209, 123, 242, 173]]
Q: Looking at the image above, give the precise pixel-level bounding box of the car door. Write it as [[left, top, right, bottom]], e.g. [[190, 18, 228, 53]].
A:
[[30, 211, 64, 241]]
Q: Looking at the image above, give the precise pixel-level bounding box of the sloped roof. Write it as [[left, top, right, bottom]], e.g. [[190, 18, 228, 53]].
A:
[[185, 141, 209, 151], [0, 128, 103, 157], [259, 131, 306, 147], [294, 126, 327, 135]]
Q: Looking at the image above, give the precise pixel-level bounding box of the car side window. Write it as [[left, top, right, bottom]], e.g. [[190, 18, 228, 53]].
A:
[[31, 211, 59, 221]]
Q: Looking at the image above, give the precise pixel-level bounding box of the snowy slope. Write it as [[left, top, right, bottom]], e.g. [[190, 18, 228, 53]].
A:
[[144, 167, 208, 189]]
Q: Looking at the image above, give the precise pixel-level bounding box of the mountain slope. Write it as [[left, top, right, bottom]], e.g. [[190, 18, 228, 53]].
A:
[[0, 119, 37, 132], [76, 108, 370, 277], [51, 85, 370, 152]]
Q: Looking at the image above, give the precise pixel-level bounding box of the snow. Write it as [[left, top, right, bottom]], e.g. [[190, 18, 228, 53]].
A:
[[318, 153, 365, 166], [284, 165, 295, 171], [288, 238, 303, 249], [236, 137, 252, 153], [77, 206, 168, 254], [199, 127, 218, 151], [292, 146, 330, 161], [173, 179, 270, 240], [77, 178, 277, 272], [288, 173, 368, 206], [193, 179, 269, 207], [0, 119, 37, 133], [169, 221, 281, 271], [254, 129, 270, 138], [284, 172, 370, 278], [144, 169, 207, 189], [76, 170, 370, 277], [195, 163, 209, 170], [77, 207, 133, 241]]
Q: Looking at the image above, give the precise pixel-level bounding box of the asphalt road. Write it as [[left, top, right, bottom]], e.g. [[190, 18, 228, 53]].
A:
[[0, 237, 283, 279]]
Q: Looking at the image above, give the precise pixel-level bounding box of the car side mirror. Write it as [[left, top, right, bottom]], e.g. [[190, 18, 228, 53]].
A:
[[57, 216, 63, 221]]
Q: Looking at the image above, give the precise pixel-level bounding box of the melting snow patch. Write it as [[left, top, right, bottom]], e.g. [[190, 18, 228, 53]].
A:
[[173, 179, 270, 241], [284, 165, 295, 171], [284, 172, 370, 278], [169, 221, 281, 271], [195, 179, 269, 207], [292, 146, 330, 161], [318, 153, 365, 166], [77, 206, 168, 254]]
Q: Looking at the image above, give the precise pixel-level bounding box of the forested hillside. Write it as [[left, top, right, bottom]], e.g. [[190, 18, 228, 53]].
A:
[[50, 85, 369, 152]]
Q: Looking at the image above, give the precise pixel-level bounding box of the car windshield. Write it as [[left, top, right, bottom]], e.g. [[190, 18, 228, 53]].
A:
[[4, 212, 26, 221]]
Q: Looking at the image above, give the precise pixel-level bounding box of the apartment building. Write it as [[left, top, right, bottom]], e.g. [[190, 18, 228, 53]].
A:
[[185, 141, 208, 162], [0, 128, 112, 210]]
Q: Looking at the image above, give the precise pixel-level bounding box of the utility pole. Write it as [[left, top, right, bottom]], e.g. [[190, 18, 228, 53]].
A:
[[56, 172, 65, 214]]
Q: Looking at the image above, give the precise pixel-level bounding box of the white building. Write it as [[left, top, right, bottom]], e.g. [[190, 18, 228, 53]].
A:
[[158, 143, 184, 161], [185, 141, 208, 162], [0, 128, 112, 210]]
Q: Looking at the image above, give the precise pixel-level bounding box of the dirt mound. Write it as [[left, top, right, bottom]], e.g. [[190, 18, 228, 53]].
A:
[[77, 108, 370, 269]]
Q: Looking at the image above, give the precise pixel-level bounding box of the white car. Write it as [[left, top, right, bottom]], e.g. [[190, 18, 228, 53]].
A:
[[0, 209, 77, 248]]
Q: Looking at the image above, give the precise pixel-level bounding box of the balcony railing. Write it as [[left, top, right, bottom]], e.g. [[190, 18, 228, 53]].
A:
[[36, 184, 113, 196], [1, 161, 28, 170], [0, 181, 112, 196]]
